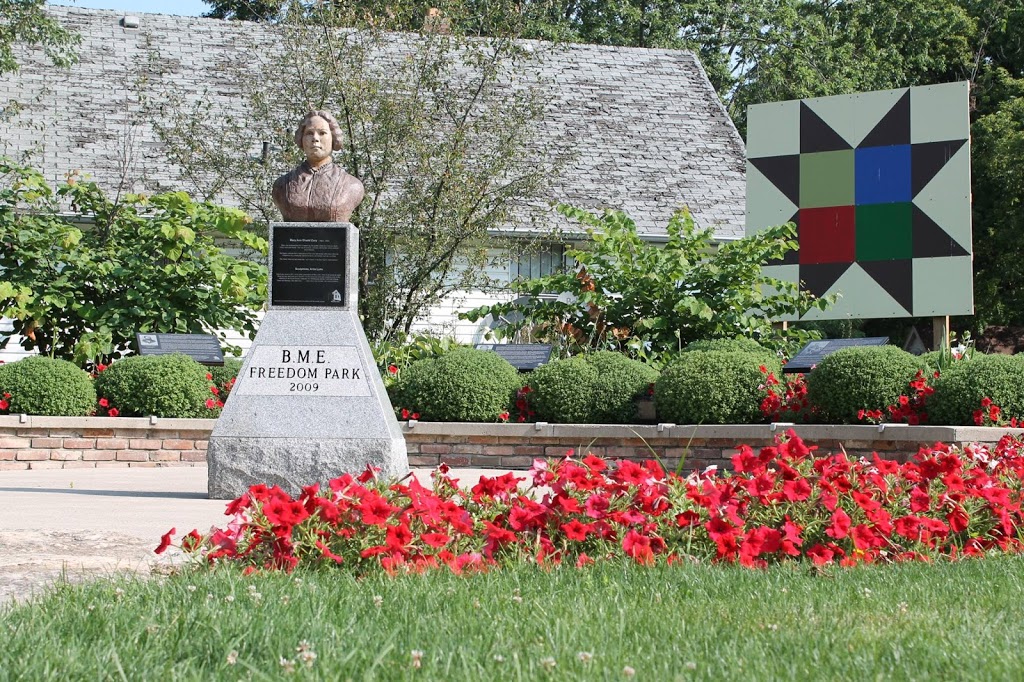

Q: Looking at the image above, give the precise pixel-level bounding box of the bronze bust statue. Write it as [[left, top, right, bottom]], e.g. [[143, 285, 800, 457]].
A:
[[272, 110, 365, 222]]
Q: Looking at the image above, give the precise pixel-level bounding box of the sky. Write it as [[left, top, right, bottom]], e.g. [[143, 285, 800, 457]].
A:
[[48, 0, 208, 17]]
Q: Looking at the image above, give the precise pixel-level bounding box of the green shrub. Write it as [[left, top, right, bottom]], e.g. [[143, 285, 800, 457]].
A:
[[806, 346, 921, 423], [682, 338, 775, 361], [208, 358, 243, 393], [525, 356, 600, 423], [585, 351, 659, 424], [654, 351, 779, 424], [95, 354, 216, 418], [927, 354, 1024, 425], [389, 347, 520, 422], [0, 356, 96, 416]]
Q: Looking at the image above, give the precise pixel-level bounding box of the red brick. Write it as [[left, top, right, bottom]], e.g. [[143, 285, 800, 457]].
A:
[[83, 450, 115, 461], [162, 439, 195, 450], [441, 456, 471, 467], [0, 449, 16, 461], [115, 450, 148, 462], [0, 462, 29, 470], [421, 444, 452, 455], [16, 449, 50, 461], [83, 428, 115, 437], [129, 439, 162, 450], [182, 451, 207, 462], [482, 445, 516, 456], [195, 441, 208, 451], [545, 446, 573, 457], [0, 437, 29, 449], [513, 446, 544, 456], [63, 438, 96, 449], [62, 461, 98, 469], [467, 435, 497, 444], [408, 455, 439, 467], [15, 428, 50, 437], [31, 437, 63, 449], [150, 451, 182, 462], [50, 450, 83, 461], [95, 439, 129, 450]]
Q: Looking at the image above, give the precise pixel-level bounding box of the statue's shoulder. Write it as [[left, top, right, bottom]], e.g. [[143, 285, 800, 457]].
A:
[[273, 165, 299, 191]]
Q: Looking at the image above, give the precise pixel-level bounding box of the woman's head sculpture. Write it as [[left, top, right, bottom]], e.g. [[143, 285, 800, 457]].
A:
[[272, 110, 364, 222]]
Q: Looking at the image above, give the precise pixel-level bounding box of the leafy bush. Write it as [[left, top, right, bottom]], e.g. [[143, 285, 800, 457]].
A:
[[95, 354, 217, 418], [654, 351, 779, 424], [372, 334, 463, 387], [682, 338, 777, 364], [806, 346, 921, 424], [461, 206, 832, 364], [0, 161, 267, 365], [388, 348, 520, 422], [0, 357, 96, 416], [525, 356, 600, 423], [928, 354, 1024, 425], [584, 351, 659, 424]]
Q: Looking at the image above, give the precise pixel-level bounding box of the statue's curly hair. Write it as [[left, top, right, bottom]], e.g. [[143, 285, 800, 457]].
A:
[[294, 110, 344, 151]]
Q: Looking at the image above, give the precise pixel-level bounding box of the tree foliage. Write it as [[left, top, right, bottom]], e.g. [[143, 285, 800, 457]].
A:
[[462, 205, 832, 363], [0, 0, 78, 76], [0, 160, 267, 366], [190, 0, 1024, 330], [155, 10, 563, 342]]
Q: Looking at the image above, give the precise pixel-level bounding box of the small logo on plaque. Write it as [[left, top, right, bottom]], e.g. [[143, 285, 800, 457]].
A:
[[331, 290, 342, 303]]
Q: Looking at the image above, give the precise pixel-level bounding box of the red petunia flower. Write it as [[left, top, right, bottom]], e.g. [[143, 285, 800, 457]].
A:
[[155, 527, 175, 554], [806, 544, 835, 566], [98, 398, 109, 408], [561, 519, 592, 542], [388, 364, 398, 375], [825, 508, 851, 539], [107, 408, 119, 417]]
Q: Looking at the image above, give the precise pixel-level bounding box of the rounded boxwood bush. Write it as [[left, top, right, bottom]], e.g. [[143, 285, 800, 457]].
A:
[[805, 346, 921, 424], [682, 337, 773, 359], [389, 347, 520, 422], [0, 357, 96, 416], [585, 351, 659, 424], [654, 351, 779, 424], [927, 354, 1024, 425], [526, 356, 600, 423], [94, 354, 215, 418]]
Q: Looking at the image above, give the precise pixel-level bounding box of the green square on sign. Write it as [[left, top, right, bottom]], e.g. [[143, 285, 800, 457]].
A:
[[799, 150, 855, 208], [856, 203, 913, 261]]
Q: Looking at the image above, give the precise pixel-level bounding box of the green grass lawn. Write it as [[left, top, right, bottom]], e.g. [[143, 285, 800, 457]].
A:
[[4, 556, 1024, 680]]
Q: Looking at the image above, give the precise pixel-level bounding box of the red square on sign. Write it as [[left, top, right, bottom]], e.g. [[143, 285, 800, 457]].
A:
[[798, 206, 856, 265]]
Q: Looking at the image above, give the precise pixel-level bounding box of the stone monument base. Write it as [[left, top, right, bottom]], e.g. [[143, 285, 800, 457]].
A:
[[207, 223, 407, 499], [207, 309, 408, 499]]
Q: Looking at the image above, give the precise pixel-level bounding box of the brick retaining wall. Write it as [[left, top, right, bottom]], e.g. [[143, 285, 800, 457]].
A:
[[2, 415, 1021, 472]]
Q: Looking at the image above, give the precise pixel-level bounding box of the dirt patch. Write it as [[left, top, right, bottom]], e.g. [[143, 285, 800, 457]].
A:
[[0, 530, 171, 605]]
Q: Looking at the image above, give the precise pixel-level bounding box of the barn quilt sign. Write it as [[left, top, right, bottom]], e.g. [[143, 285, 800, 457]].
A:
[[745, 82, 972, 320]]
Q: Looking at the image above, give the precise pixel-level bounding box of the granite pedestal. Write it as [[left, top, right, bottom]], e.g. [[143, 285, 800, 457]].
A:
[[207, 223, 408, 499]]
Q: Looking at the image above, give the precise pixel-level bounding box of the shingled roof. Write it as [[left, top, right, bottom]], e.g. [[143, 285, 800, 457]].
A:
[[1, 7, 746, 240]]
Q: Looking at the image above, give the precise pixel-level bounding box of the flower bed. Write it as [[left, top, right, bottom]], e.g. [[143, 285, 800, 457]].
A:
[[160, 431, 1024, 571]]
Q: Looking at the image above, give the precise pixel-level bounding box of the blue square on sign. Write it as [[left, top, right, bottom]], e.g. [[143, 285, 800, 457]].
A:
[[855, 145, 911, 205]]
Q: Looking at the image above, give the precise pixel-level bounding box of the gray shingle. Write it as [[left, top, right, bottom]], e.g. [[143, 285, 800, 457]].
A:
[[1, 7, 745, 241]]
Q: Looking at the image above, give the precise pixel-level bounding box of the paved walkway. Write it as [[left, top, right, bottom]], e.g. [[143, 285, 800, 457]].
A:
[[0, 465, 521, 605]]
